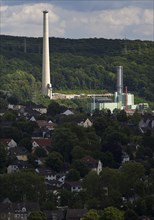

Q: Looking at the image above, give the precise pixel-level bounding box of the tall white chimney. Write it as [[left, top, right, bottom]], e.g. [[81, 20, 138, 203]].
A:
[[42, 10, 52, 98], [116, 66, 123, 95]]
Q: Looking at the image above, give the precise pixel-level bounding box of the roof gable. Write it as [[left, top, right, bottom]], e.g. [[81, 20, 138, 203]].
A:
[[62, 109, 74, 115], [32, 138, 51, 147]]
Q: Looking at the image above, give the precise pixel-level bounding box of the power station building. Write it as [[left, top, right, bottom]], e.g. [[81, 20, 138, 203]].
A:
[[91, 66, 136, 112]]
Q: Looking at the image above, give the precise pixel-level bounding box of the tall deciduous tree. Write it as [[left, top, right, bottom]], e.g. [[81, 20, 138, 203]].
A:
[[18, 137, 32, 152], [83, 171, 101, 208], [28, 211, 46, 220], [52, 127, 78, 162], [100, 206, 124, 220], [83, 209, 100, 220], [124, 209, 138, 220], [120, 161, 145, 197], [46, 151, 63, 172], [0, 143, 8, 173], [47, 100, 66, 116], [65, 169, 80, 181]]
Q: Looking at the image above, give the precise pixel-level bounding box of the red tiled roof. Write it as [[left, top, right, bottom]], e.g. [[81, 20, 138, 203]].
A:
[[36, 120, 54, 128], [36, 120, 49, 126], [81, 156, 98, 166], [0, 138, 12, 145], [32, 138, 51, 147]]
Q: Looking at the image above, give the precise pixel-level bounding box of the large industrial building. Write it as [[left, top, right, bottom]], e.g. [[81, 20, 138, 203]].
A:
[[90, 66, 148, 113]]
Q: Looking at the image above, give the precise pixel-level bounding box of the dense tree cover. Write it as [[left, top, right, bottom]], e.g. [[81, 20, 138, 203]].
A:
[[0, 172, 46, 202], [65, 169, 80, 181], [0, 143, 8, 173], [0, 69, 40, 102], [0, 35, 154, 104], [124, 209, 138, 220], [0, 126, 22, 142], [81, 161, 154, 213], [18, 137, 33, 152], [13, 120, 39, 135], [2, 109, 18, 121], [0, 100, 154, 217]]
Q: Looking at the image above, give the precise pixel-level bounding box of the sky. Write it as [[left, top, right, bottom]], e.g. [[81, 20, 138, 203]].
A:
[[0, 0, 154, 40]]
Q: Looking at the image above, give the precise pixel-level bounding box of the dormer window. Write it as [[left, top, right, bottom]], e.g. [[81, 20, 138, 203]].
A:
[[22, 207, 26, 212]]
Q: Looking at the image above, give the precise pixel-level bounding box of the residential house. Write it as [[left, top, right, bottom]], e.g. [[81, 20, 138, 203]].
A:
[[36, 168, 66, 192], [9, 147, 28, 161], [44, 210, 64, 220], [64, 181, 82, 193], [61, 109, 74, 116], [22, 106, 41, 118], [32, 128, 44, 137], [139, 116, 154, 134], [36, 120, 56, 131], [31, 137, 52, 153], [45, 179, 64, 192], [56, 173, 66, 184], [0, 199, 40, 220], [7, 160, 32, 173], [7, 163, 19, 174], [78, 118, 93, 128], [8, 104, 23, 111], [81, 156, 98, 169], [81, 156, 103, 175], [0, 138, 17, 149], [32, 104, 47, 114], [122, 152, 130, 163], [36, 168, 57, 181], [29, 116, 36, 121], [66, 209, 87, 220]]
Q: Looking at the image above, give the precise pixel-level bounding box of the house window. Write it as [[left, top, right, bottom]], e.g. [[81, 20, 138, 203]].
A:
[[15, 214, 20, 218]]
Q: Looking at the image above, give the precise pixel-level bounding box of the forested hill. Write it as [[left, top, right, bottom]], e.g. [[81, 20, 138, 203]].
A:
[[0, 35, 154, 103]]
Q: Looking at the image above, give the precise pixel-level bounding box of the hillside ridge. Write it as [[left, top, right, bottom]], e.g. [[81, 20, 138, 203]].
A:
[[0, 35, 154, 103]]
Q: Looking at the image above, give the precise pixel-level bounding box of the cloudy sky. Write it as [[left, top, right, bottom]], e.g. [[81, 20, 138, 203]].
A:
[[0, 0, 153, 40]]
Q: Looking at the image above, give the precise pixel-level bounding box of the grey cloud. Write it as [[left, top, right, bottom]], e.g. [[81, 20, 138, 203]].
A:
[[1, 2, 153, 40], [2, 0, 153, 11], [52, 0, 153, 11]]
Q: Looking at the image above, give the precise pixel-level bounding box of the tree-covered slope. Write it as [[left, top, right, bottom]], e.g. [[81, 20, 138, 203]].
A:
[[0, 35, 154, 102]]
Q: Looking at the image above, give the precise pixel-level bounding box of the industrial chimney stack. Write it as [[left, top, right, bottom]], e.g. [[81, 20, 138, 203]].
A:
[[116, 66, 123, 95], [42, 10, 52, 99]]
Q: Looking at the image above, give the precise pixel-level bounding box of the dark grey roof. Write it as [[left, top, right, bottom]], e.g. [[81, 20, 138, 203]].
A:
[[8, 160, 32, 169], [9, 147, 28, 155], [37, 167, 56, 175], [93, 96, 113, 103], [66, 209, 87, 218], [65, 181, 82, 187], [44, 210, 64, 220]]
